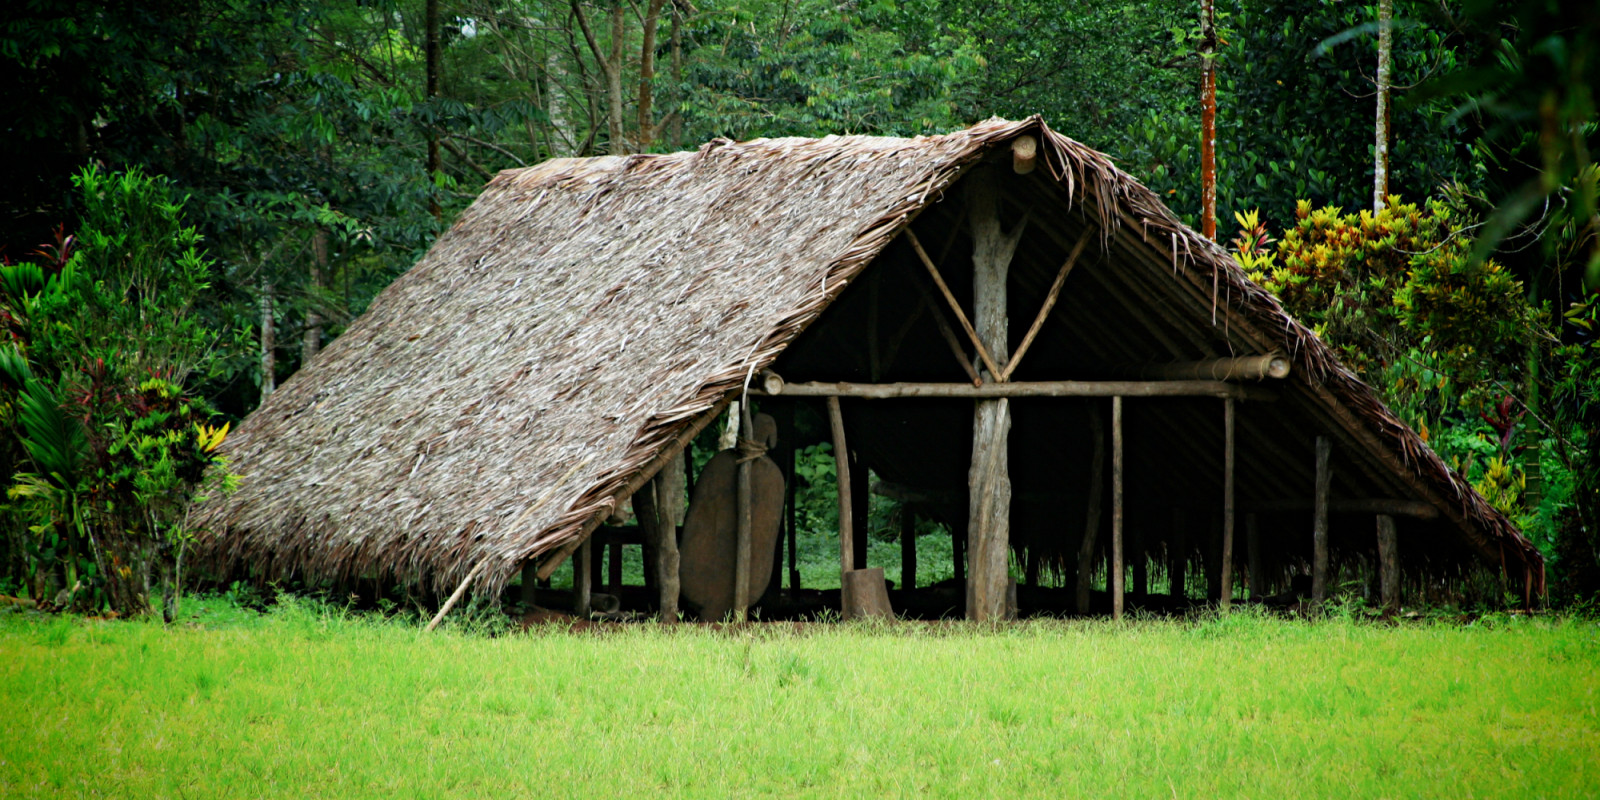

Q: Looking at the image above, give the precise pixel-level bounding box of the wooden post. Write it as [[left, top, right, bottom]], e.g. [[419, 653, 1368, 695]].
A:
[[1111, 395, 1125, 621], [1246, 512, 1263, 600], [965, 170, 1024, 622], [637, 469, 681, 623], [778, 401, 800, 590], [1076, 402, 1106, 615], [952, 518, 966, 584], [850, 447, 869, 571], [1312, 435, 1331, 605], [1376, 514, 1399, 613], [1220, 397, 1236, 609], [575, 537, 593, 617], [520, 562, 539, 609], [901, 505, 917, 591], [608, 539, 622, 594], [1170, 508, 1187, 600], [827, 396, 853, 617], [733, 400, 754, 623]]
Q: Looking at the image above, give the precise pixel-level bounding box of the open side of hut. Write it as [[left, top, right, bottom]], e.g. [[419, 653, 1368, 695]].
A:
[[192, 116, 1544, 619]]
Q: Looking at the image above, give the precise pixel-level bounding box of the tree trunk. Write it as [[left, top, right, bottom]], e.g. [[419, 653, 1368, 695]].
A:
[[606, 3, 627, 155], [636, 0, 666, 151], [1373, 0, 1393, 212], [259, 279, 276, 403], [1199, 0, 1218, 240], [669, 4, 683, 150], [304, 228, 328, 364], [965, 170, 1025, 621], [425, 0, 442, 219]]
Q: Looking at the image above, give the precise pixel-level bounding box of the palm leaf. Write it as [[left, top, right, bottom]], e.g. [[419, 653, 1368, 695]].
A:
[[16, 377, 87, 491]]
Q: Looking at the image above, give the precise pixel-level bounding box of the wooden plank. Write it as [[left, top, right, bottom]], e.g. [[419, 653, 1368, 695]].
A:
[[1075, 402, 1106, 615], [1112, 395, 1125, 621], [732, 401, 754, 623], [762, 380, 1277, 400], [901, 505, 917, 591], [904, 228, 1004, 380], [1001, 231, 1091, 381], [826, 396, 853, 617], [1220, 397, 1236, 609], [1376, 514, 1399, 613], [1312, 435, 1331, 605]]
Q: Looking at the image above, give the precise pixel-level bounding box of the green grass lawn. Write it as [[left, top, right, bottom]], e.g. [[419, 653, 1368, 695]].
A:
[[2, 598, 1597, 798]]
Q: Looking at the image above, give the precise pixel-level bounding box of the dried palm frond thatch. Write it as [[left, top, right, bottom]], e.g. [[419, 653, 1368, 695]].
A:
[[191, 116, 1543, 600]]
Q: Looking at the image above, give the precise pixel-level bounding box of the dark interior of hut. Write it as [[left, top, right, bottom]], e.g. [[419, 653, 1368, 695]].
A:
[[730, 161, 1477, 620]]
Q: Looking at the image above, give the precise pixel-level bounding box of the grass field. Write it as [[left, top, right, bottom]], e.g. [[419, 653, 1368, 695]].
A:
[[1, 597, 1597, 799]]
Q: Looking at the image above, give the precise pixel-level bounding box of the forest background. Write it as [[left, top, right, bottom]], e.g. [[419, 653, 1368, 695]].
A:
[[0, 0, 1596, 615]]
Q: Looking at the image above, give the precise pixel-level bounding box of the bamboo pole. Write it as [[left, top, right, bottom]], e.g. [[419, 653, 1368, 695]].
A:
[[1220, 397, 1236, 609], [1112, 395, 1125, 621], [1131, 355, 1290, 381], [827, 396, 853, 617], [1312, 436, 1331, 606]]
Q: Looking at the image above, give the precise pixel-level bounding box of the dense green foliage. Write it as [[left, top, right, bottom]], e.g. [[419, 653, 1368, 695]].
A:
[[2, 596, 1597, 796], [0, 168, 237, 619], [0, 0, 1595, 604]]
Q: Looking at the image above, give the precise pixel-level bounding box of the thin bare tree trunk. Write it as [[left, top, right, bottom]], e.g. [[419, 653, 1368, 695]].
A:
[[669, 4, 683, 150], [637, 0, 666, 151], [425, 0, 443, 218], [259, 279, 276, 403], [1373, 0, 1393, 211], [304, 228, 328, 364], [606, 3, 627, 154], [1199, 0, 1218, 240]]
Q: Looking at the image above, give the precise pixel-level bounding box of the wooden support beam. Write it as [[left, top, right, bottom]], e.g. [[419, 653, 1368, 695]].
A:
[[520, 562, 538, 609], [905, 228, 1004, 381], [1312, 435, 1331, 606], [1376, 514, 1399, 613], [965, 172, 1019, 621], [826, 396, 853, 617], [850, 447, 869, 571], [1001, 232, 1091, 381], [1220, 397, 1236, 609], [1246, 512, 1263, 599], [1132, 355, 1290, 381], [1112, 395, 1125, 621], [575, 536, 592, 617], [1246, 497, 1438, 519], [635, 471, 680, 623], [732, 401, 754, 623], [759, 379, 1277, 401], [901, 505, 917, 591], [1076, 402, 1106, 615], [777, 401, 799, 591], [1011, 134, 1038, 174]]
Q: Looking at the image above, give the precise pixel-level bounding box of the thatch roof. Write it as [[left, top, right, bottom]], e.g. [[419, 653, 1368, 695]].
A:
[[192, 116, 1543, 599]]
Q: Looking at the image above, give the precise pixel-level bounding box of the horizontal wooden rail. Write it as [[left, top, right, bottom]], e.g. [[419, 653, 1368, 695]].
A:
[[755, 379, 1277, 401]]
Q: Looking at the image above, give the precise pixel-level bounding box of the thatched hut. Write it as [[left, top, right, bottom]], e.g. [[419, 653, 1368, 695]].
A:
[[193, 117, 1543, 619]]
